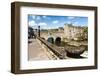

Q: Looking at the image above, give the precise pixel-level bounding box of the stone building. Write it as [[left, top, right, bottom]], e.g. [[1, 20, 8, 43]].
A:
[[64, 24, 87, 40]]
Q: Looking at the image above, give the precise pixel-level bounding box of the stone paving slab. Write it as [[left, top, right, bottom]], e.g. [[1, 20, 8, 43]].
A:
[[28, 38, 50, 61]]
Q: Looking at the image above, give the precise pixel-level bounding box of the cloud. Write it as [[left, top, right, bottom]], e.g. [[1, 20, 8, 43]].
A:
[[30, 15, 41, 20], [73, 22, 79, 26], [28, 20, 37, 27], [48, 26, 58, 29], [38, 22, 47, 26], [37, 22, 60, 29], [66, 21, 71, 24], [52, 20, 59, 24], [42, 16, 51, 20], [38, 22, 48, 29], [67, 16, 75, 20], [36, 16, 41, 20], [29, 21, 48, 29], [32, 15, 36, 19], [73, 22, 86, 26], [42, 16, 47, 18]]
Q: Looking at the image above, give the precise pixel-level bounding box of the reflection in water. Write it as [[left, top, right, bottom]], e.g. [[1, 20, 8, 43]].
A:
[[47, 37, 87, 58], [47, 37, 54, 44], [55, 37, 61, 46]]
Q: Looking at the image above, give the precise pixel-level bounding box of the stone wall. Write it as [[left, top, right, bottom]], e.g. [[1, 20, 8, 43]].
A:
[[64, 24, 86, 40], [37, 37, 67, 59]]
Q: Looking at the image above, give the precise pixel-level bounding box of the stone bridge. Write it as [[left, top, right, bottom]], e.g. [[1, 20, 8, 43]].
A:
[[40, 31, 64, 42]]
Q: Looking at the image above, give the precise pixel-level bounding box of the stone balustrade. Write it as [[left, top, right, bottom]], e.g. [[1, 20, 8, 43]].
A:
[[37, 36, 66, 59]]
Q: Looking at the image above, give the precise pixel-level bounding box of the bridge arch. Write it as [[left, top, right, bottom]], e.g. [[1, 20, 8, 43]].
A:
[[55, 37, 61, 46], [47, 37, 54, 44]]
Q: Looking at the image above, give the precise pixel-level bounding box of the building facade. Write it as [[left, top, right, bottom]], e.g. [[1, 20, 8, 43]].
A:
[[64, 24, 87, 40]]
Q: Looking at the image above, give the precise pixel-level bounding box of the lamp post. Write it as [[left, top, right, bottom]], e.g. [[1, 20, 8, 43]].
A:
[[38, 26, 40, 37]]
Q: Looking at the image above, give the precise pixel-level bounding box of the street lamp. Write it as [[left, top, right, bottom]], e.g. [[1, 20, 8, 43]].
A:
[[38, 26, 40, 37]]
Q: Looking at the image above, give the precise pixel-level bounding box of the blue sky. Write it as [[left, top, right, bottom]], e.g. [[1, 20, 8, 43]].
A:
[[28, 15, 88, 29]]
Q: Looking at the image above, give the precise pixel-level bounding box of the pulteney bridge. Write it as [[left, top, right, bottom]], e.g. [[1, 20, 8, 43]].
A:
[[40, 31, 65, 43], [29, 27, 87, 60]]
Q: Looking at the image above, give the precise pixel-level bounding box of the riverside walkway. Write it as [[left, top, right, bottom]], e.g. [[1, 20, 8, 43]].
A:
[[28, 38, 88, 61], [28, 38, 50, 61]]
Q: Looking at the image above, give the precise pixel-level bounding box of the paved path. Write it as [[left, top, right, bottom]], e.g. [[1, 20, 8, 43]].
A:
[[28, 38, 50, 61], [28, 38, 88, 61]]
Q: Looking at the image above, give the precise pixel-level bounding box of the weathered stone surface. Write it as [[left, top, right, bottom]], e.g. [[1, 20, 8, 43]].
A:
[[65, 45, 87, 57]]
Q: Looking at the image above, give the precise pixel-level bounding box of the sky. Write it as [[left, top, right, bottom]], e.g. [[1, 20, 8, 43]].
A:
[[28, 15, 88, 29]]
